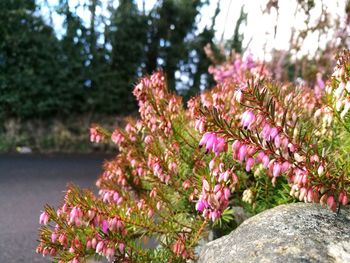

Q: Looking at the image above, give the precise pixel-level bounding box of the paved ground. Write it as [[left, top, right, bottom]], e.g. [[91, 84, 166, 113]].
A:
[[0, 153, 110, 262]]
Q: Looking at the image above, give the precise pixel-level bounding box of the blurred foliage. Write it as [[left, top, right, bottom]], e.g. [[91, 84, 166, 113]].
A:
[[0, 115, 124, 153], [0, 0, 217, 120]]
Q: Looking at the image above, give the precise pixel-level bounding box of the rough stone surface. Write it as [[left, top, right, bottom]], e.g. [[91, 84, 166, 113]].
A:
[[198, 203, 350, 263]]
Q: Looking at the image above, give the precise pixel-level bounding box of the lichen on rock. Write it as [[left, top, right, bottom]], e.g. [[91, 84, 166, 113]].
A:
[[198, 203, 350, 263]]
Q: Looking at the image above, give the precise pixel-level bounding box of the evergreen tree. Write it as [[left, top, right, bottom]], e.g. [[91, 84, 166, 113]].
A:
[[0, 0, 65, 118]]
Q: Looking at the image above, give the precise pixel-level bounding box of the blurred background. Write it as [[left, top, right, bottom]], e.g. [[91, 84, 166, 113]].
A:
[[0, 1, 350, 262], [0, 0, 349, 153]]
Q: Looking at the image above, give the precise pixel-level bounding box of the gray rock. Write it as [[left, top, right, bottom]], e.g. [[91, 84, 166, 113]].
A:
[[198, 203, 350, 263]]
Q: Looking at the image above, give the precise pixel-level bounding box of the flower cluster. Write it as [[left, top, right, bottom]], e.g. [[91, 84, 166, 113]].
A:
[[197, 53, 349, 212], [37, 51, 350, 262]]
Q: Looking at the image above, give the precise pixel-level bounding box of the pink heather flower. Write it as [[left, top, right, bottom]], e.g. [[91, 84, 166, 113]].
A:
[[213, 137, 226, 156], [199, 132, 211, 147], [238, 144, 248, 162], [202, 178, 210, 192], [281, 161, 290, 173], [341, 194, 348, 206], [274, 134, 281, 148], [241, 110, 256, 129], [102, 220, 109, 234], [262, 124, 271, 140], [219, 170, 230, 182], [327, 196, 336, 212], [269, 127, 278, 140], [246, 158, 255, 172], [288, 143, 296, 152], [172, 238, 186, 258], [299, 187, 307, 201], [213, 184, 221, 193], [338, 191, 349, 206], [205, 133, 217, 152], [86, 240, 92, 249], [148, 209, 154, 218], [51, 232, 57, 243], [118, 242, 125, 254], [209, 159, 216, 171], [262, 155, 270, 168], [195, 199, 205, 212], [105, 247, 115, 262], [96, 241, 105, 254], [182, 179, 191, 189], [111, 130, 123, 145], [90, 126, 104, 143], [39, 211, 49, 225], [69, 206, 82, 224], [247, 146, 256, 156], [255, 151, 265, 163], [210, 210, 220, 221], [113, 192, 120, 202], [58, 234, 66, 245], [272, 162, 281, 177], [109, 217, 118, 231], [149, 188, 157, 198], [144, 135, 153, 144], [232, 140, 241, 151], [91, 238, 97, 249], [195, 118, 205, 133]]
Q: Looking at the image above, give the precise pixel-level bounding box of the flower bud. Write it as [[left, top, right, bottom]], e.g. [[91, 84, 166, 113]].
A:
[[320, 193, 328, 205], [327, 196, 336, 212], [317, 165, 324, 176]]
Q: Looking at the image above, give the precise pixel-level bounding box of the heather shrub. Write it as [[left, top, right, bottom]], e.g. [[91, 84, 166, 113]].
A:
[[37, 51, 350, 262]]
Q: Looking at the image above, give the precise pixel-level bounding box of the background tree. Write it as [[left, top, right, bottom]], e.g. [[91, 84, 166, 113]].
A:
[[0, 0, 65, 119]]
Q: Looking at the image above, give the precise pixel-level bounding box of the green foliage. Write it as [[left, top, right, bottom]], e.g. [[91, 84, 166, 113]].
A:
[[0, 0, 65, 118], [0, 0, 217, 122]]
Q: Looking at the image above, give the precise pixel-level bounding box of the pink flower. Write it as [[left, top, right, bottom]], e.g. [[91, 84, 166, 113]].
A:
[[338, 191, 348, 206], [262, 124, 271, 140], [213, 137, 226, 156], [51, 232, 57, 243], [195, 118, 205, 133], [241, 110, 256, 129], [269, 127, 278, 140], [246, 158, 255, 172], [196, 199, 206, 212], [90, 126, 104, 143], [199, 132, 214, 148], [281, 161, 290, 173], [274, 134, 281, 148], [102, 220, 109, 234], [262, 155, 270, 168], [272, 162, 281, 177], [111, 130, 124, 145], [105, 247, 115, 262], [118, 242, 125, 254], [327, 196, 336, 212], [202, 178, 210, 192], [238, 144, 248, 162], [232, 140, 241, 151], [96, 241, 105, 254], [39, 211, 49, 225]]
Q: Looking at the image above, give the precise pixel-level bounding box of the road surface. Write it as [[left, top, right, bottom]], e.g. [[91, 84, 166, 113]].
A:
[[0, 153, 110, 262]]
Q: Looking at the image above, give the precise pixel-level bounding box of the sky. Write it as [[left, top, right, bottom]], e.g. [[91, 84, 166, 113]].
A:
[[38, 0, 347, 61]]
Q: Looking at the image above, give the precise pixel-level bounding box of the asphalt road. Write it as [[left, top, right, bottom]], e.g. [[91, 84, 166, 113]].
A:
[[0, 153, 110, 262]]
